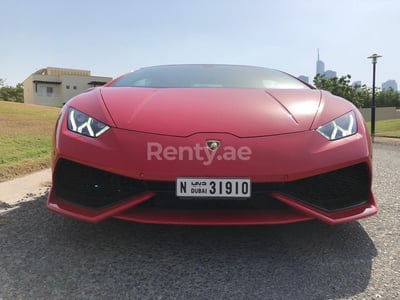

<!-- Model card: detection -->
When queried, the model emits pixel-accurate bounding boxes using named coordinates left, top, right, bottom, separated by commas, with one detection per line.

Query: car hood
left=100, top=88, right=321, bottom=137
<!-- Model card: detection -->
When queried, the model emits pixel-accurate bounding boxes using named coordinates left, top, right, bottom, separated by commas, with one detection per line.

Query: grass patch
left=0, top=101, right=59, bottom=182
left=366, top=119, right=400, bottom=138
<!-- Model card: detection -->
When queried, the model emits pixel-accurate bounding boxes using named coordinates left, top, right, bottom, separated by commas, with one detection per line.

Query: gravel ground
left=0, top=142, right=398, bottom=300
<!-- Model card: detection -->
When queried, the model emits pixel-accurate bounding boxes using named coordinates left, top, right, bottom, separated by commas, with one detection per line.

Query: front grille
left=54, top=159, right=371, bottom=212
left=54, top=159, right=146, bottom=209
left=282, top=163, right=370, bottom=211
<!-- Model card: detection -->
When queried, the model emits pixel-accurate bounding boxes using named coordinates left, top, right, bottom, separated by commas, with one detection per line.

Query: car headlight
left=67, top=108, right=110, bottom=137
left=316, top=111, right=357, bottom=141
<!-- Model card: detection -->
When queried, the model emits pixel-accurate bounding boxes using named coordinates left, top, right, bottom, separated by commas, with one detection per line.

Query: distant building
left=316, top=49, right=325, bottom=75
left=382, top=79, right=398, bottom=91
left=298, top=75, right=309, bottom=83
left=315, top=49, right=338, bottom=80
left=324, top=70, right=337, bottom=79
left=23, top=67, right=112, bottom=107
left=352, top=81, right=362, bottom=91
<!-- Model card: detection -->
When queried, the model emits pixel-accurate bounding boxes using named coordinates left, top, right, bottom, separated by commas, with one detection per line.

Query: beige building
left=23, top=67, right=112, bottom=107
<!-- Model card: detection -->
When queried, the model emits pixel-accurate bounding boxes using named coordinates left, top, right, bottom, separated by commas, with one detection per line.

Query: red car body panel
left=100, top=88, right=321, bottom=137
left=47, top=65, right=377, bottom=225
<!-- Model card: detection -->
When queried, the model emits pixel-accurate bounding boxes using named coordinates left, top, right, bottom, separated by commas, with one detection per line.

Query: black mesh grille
left=142, top=165, right=371, bottom=212
left=54, top=159, right=370, bottom=212
left=54, top=159, right=146, bottom=209
left=282, top=163, right=370, bottom=211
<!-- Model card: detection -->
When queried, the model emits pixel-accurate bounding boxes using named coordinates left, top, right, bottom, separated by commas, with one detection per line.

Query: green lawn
left=0, top=101, right=59, bottom=182
left=366, top=119, right=400, bottom=138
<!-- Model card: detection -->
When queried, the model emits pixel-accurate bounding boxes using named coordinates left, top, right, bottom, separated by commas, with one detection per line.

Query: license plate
left=176, top=178, right=251, bottom=198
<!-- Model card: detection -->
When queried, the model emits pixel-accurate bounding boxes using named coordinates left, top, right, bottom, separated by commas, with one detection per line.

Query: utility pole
left=367, top=53, right=382, bottom=142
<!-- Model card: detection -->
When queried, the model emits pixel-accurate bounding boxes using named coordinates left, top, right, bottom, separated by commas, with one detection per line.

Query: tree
left=375, top=87, right=400, bottom=107
left=0, top=79, right=24, bottom=103
left=313, top=74, right=371, bottom=108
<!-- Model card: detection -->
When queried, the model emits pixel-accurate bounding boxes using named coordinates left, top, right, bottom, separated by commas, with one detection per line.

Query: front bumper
left=47, top=124, right=377, bottom=225
left=48, top=158, right=376, bottom=225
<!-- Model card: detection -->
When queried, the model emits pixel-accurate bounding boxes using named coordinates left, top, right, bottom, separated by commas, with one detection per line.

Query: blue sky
left=1, top=0, right=398, bottom=87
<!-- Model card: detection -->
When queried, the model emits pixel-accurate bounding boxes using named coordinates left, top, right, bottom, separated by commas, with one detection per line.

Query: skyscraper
left=298, top=75, right=309, bottom=83
left=316, top=49, right=325, bottom=75
left=382, top=80, right=398, bottom=91
left=324, top=70, right=337, bottom=79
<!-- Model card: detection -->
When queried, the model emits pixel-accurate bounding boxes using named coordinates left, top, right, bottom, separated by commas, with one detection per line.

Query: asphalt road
left=0, top=142, right=399, bottom=299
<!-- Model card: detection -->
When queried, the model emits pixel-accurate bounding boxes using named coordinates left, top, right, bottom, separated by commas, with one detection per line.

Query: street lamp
left=367, top=53, right=382, bottom=141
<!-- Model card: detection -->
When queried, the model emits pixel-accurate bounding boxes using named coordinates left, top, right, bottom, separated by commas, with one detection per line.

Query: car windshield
left=110, top=65, right=311, bottom=89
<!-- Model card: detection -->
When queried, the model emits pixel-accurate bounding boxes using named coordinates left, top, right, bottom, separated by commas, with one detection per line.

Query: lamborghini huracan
left=47, top=64, right=377, bottom=225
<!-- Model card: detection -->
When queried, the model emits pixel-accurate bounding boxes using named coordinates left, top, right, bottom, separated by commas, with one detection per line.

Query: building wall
left=46, top=67, right=90, bottom=77
left=359, top=107, right=400, bottom=122
left=33, top=83, right=62, bottom=106
left=324, top=70, right=337, bottom=79
left=316, top=60, right=325, bottom=75
left=23, top=75, right=35, bottom=105
left=23, top=67, right=112, bottom=107
left=382, top=80, right=398, bottom=91
left=61, top=75, right=93, bottom=104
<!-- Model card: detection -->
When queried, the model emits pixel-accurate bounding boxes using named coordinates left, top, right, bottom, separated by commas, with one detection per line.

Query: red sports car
left=47, top=64, right=377, bottom=225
